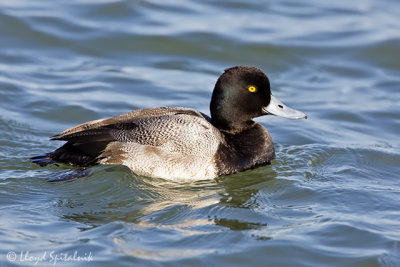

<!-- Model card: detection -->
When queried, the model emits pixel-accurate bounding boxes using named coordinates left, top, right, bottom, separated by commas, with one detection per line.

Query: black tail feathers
left=31, top=154, right=55, bottom=167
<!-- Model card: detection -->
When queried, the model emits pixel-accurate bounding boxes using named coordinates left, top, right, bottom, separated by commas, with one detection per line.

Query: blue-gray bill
left=263, top=95, right=307, bottom=119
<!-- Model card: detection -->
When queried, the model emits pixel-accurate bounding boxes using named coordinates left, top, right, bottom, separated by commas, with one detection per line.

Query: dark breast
left=213, top=123, right=275, bottom=176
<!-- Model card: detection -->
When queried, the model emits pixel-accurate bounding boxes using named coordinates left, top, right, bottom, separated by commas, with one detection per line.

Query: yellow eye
left=248, top=86, right=257, bottom=93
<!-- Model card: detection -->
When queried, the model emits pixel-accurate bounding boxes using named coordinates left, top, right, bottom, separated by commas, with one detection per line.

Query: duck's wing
left=51, top=107, right=203, bottom=141
left=45, top=107, right=217, bottom=166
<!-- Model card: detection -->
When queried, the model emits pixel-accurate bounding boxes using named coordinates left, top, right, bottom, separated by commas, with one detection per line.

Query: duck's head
left=210, top=66, right=306, bottom=131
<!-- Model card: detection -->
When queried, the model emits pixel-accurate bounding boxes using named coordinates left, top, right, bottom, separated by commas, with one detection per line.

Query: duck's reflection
left=53, top=164, right=276, bottom=232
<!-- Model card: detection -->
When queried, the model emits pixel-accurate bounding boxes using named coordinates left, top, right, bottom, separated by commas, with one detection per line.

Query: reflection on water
left=54, top=165, right=276, bottom=230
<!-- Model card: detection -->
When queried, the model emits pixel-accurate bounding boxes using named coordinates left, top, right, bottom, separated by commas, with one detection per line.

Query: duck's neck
left=211, top=117, right=255, bottom=134
left=213, top=122, right=275, bottom=176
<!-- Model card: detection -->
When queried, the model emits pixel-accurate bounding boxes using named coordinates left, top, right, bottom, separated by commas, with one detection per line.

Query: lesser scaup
left=32, top=66, right=306, bottom=180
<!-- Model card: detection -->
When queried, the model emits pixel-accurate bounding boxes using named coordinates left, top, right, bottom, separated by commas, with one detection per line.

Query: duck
left=31, top=66, right=306, bottom=180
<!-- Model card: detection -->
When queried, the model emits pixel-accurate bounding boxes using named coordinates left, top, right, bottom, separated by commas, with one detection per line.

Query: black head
left=210, top=66, right=271, bottom=131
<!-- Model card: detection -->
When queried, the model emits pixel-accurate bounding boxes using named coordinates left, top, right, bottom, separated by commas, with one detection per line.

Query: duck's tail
left=31, top=153, right=93, bottom=182
left=31, top=153, right=55, bottom=166
left=31, top=141, right=100, bottom=167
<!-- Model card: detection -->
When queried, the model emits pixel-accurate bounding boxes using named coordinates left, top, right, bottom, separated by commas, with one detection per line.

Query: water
left=1, top=0, right=399, bottom=266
